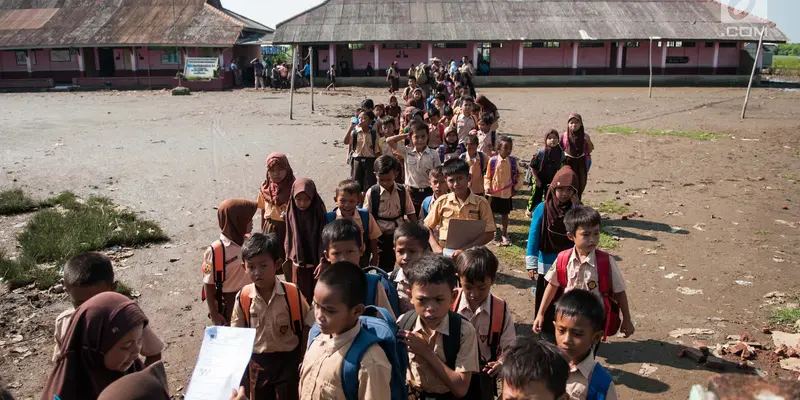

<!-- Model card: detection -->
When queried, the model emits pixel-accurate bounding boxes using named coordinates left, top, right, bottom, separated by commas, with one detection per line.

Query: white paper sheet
left=185, top=326, right=256, bottom=400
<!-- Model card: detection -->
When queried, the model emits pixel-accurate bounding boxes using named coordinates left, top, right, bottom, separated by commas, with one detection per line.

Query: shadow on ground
left=497, top=272, right=533, bottom=290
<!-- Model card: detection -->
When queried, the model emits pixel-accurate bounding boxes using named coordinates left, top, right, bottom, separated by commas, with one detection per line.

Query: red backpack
left=555, top=249, right=621, bottom=341
left=451, top=289, right=507, bottom=362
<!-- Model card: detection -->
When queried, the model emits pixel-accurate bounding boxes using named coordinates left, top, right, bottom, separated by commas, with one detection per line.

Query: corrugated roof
left=273, top=0, right=789, bottom=44
left=0, top=0, right=262, bottom=49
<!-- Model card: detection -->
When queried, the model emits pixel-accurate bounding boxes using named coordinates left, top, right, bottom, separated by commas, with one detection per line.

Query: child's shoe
left=500, top=236, right=512, bottom=246
left=525, top=210, right=532, bottom=219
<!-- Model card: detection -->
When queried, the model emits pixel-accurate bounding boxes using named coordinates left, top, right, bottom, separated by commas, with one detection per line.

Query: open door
left=84, top=48, right=98, bottom=77
left=97, top=48, right=115, bottom=77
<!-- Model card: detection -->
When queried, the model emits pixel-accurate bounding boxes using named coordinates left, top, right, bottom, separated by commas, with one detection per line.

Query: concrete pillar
left=130, top=47, right=137, bottom=72
left=218, top=49, right=225, bottom=71
left=472, top=43, right=478, bottom=66
left=78, top=48, right=85, bottom=73
left=329, top=44, right=335, bottom=70
left=374, top=43, right=379, bottom=71
left=94, top=47, right=100, bottom=71
left=26, top=49, right=32, bottom=74
left=661, top=41, right=668, bottom=74
left=712, top=41, right=720, bottom=74
left=572, top=42, right=579, bottom=72
left=427, top=43, right=433, bottom=62
left=616, top=41, right=624, bottom=71
left=517, top=42, right=523, bottom=71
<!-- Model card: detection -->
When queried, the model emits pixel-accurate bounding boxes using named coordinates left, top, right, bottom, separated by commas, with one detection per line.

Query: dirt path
left=1, top=86, right=799, bottom=398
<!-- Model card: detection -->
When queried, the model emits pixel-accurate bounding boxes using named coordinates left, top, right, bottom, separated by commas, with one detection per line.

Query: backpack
left=363, top=266, right=402, bottom=317
left=451, top=289, right=507, bottom=362
left=487, top=156, right=518, bottom=195
left=421, top=195, right=434, bottom=218
left=351, top=128, right=378, bottom=157
left=587, top=362, right=613, bottom=400
left=308, top=306, right=408, bottom=400
left=398, top=310, right=463, bottom=370
left=555, top=249, right=621, bottom=340
left=238, top=282, right=304, bottom=340
left=325, top=207, right=371, bottom=250
left=368, top=184, right=407, bottom=222
left=200, top=240, right=226, bottom=315
left=459, top=152, right=486, bottom=177
left=415, top=67, right=428, bottom=84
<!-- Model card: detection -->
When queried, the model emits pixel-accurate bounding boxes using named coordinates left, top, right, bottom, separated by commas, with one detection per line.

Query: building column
left=218, top=48, right=225, bottom=71
left=94, top=47, right=100, bottom=71
left=661, top=41, right=668, bottom=74
left=712, top=41, right=720, bottom=75
left=26, top=49, right=32, bottom=75
left=374, top=43, right=379, bottom=72
left=130, top=47, right=137, bottom=72
left=329, top=44, right=335, bottom=71
left=472, top=43, right=478, bottom=66
left=572, top=42, right=579, bottom=73
left=427, top=43, right=433, bottom=62
left=616, top=41, right=624, bottom=74
left=517, top=42, right=524, bottom=72
left=78, top=48, right=85, bottom=76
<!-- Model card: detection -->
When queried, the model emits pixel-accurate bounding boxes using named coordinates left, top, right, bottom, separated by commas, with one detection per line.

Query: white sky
left=222, top=0, right=797, bottom=43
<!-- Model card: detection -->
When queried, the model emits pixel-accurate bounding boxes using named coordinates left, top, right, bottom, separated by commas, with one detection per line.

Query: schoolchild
left=285, top=178, right=327, bottom=303
left=484, top=136, right=523, bottom=247
left=387, top=120, right=442, bottom=214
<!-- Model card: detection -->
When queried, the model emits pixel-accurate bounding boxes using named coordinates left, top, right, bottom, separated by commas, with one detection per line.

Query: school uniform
left=427, top=122, right=444, bottom=149
left=454, top=293, right=516, bottom=400
left=476, top=131, right=494, bottom=157
left=363, top=183, right=416, bottom=272
left=351, top=126, right=380, bottom=193
left=394, top=144, right=441, bottom=213
left=484, top=155, right=524, bottom=216
left=461, top=151, right=488, bottom=196
left=566, top=352, right=618, bottom=400
left=256, top=192, right=289, bottom=266
left=299, top=323, right=392, bottom=400
left=543, top=248, right=627, bottom=305
left=333, top=208, right=382, bottom=267
left=423, top=192, right=495, bottom=249
left=53, top=307, right=164, bottom=362
left=391, top=267, right=412, bottom=314
left=202, top=234, right=252, bottom=323
left=404, top=312, right=480, bottom=397
left=231, top=283, right=312, bottom=400
left=452, top=113, right=477, bottom=144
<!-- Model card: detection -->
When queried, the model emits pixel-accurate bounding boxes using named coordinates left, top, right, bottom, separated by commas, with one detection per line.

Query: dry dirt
left=1, top=85, right=799, bottom=399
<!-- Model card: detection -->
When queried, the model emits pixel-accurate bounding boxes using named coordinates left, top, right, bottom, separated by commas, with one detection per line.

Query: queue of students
left=36, top=92, right=635, bottom=400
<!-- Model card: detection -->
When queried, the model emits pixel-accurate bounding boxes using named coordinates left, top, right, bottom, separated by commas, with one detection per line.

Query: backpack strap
left=487, top=295, right=507, bottom=362
left=443, top=311, right=462, bottom=370
left=438, top=146, right=445, bottom=162
left=450, top=288, right=462, bottom=312
left=478, top=152, right=486, bottom=176
left=510, top=156, right=518, bottom=188
left=397, top=184, right=407, bottom=219
left=210, top=240, right=226, bottom=314
left=239, top=285, right=253, bottom=327
left=556, top=249, right=571, bottom=288
left=281, top=281, right=304, bottom=338
left=488, top=157, right=497, bottom=180
left=587, top=362, right=613, bottom=400
left=357, top=208, right=371, bottom=245
left=370, top=184, right=406, bottom=222
left=595, top=250, right=613, bottom=341
left=325, top=209, right=337, bottom=224
left=365, top=273, right=381, bottom=307
left=422, top=196, right=433, bottom=217
left=458, top=143, right=466, bottom=154
left=491, top=130, right=496, bottom=147
left=369, top=185, right=381, bottom=221
left=399, top=309, right=419, bottom=332
left=341, top=327, right=380, bottom=400
left=351, top=129, right=358, bottom=153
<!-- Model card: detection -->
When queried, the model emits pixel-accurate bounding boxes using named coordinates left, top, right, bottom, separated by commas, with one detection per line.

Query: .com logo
left=719, top=0, right=769, bottom=24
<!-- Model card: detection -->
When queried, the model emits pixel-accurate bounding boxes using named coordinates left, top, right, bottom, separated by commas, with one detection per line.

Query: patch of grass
left=773, top=56, right=800, bottom=73
left=587, top=199, right=628, bottom=215
left=115, top=281, right=135, bottom=299
left=0, top=189, right=39, bottom=215
left=19, top=196, right=168, bottom=264
left=757, top=230, right=771, bottom=235
left=0, top=255, right=59, bottom=289
left=599, top=230, right=618, bottom=250
left=771, top=301, right=800, bottom=324
left=782, top=173, right=797, bottom=181
left=40, top=191, right=77, bottom=208
left=597, top=126, right=727, bottom=141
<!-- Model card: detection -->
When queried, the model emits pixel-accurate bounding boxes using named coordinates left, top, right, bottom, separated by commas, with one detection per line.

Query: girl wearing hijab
left=284, top=178, right=327, bottom=303
left=405, top=87, right=426, bottom=110
left=98, top=361, right=169, bottom=400
left=202, top=198, right=258, bottom=326
left=526, top=129, right=564, bottom=217
left=41, top=292, right=149, bottom=400
left=258, top=153, right=295, bottom=279
left=437, top=126, right=462, bottom=163
left=475, top=94, right=500, bottom=133
left=561, top=113, right=594, bottom=199
left=524, top=166, right=579, bottom=340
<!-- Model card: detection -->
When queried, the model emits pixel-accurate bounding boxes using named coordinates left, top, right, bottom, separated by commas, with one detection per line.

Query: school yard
left=1, top=85, right=799, bottom=398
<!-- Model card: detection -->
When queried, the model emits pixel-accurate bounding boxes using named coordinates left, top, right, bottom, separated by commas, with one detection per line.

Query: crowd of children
left=36, top=88, right=637, bottom=400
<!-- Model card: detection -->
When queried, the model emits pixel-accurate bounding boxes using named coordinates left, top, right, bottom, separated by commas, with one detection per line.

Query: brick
left=762, top=327, right=772, bottom=334
left=740, top=331, right=751, bottom=342
left=708, top=374, right=800, bottom=398
left=704, top=355, right=726, bottom=371
left=682, top=347, right=708, bottom=363
left=740, top=347, right=754, bottom=360
left=693, top=340, right=709, bottom=355
left=775, top=344, right=788, bottom=357
left=731, top=342, right=748, bottom=356
left=787, top=347, right=799, bottom=358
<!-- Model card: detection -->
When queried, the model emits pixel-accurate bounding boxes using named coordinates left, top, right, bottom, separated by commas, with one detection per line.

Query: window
left=579, top=42, right=604, bottom=48
left=523, top=41, right=560, bottom=48
left=658, top=41, right=697, bottom=48
left=161, top=51, right=182, bottom=64
left=15, top=50, right=35, bottom=65
left=477, top=43, right=503, bottom=49
left=434, top=43, right=468, bottom=49
left=719, top=42, right=738, bottom=48
left=199, top=48, right=216, bottom=57
left=382, top=43, right=420, bottom=49
left=347, top=43, right=365, bottom=50
left=706, top=42, right=715, bottom=47
left=625, top=42, right=640, bottom=48
left=682, top=42, right=696, bottom=48
left=51, top=49, right=71, bottom=62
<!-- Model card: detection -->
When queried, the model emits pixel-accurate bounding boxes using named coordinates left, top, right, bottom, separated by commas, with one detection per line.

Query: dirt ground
left=1, top=85, right=799, bottom=399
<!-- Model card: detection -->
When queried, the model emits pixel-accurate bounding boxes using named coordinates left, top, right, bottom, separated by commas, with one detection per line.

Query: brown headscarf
left=284, top=178, right=327, bottom=266
left=564, top=113, right=586, bottom=157
left=539, top=129, right=564, bottom=181
left=540, top=166, right=579, bottom=254
left=41, top=292, right=148, bottom=400
left=218, top=198, right=258, bottom=246
left=260, top=153, right=295, bottom=207
left=475, top=94, right=498, bottom=115
left=98, top=361, right=169, bottom=400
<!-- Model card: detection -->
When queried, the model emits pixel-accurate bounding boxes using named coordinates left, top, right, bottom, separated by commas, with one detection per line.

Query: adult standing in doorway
left=251, top=57, right=266, bottom=89
left=387, top=61, right=400, bottom=94
left=459, top=56, right=476, bottom=98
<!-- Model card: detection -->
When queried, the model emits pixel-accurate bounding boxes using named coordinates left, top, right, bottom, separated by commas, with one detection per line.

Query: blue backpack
left=363, top=266, right=401, bottom=317
left=325, top=207, right=371, bottom=249
left=307, top=306, right=408, bottom=400
left=587, top=362, right=613, bottom=400
left=421, top=195, right=434, bottom=218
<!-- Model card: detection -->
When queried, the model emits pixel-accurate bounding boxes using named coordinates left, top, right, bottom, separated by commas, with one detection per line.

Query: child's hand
left=527, top=270, right=537, bottom=280
left=483, top=361, right=503, bottom=377
left=398, top=329, right=434, bottom=360
left=532, top=315, right=543, bottom=333
left=229, top=386, right=247, bottom=400
left=370, top=254, right=380, bottom=268
left=621, top=319, right=635, bottom=337
left=210, top=312, right=227, bottom=326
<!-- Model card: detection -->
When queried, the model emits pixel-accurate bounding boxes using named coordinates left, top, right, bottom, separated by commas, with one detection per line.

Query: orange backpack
left=451, top=289, right=507, bottom=362
left=239, top=281, right=304, bottom=339
left=200, top=240, right=227, bottom=314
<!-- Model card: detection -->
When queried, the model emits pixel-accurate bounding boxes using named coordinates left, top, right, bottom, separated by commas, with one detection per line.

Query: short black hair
left=322, top=218, right=363, bottom=250
left=455, top=246, right=498, bottom=282
left=497, top=135, right=513, bottom=147
left=441, top=158, right=470, bottom=178
left=241, top=232, right=282, bottom=262
left=501, top=337, right=569, bottom=398
left=429, top=165, right=444, bottom=180
left=409, top=119, right=428, bottom=134
left=405, top=254, right=458, bottom=289
left=564, top=205, right=602, bottom=235
left=462, top=95, right=474, bottom=103
left=374, top=155, right=399, bottom=175
left=480, top=112, right=494, bottom=125
left=427, top=106, right=440, bottom=118
left=359, top=110, right=375, bottom=122
left=555, top=289, right=605, bottom=333
left=318, top=261, right=367, bottom=308
left=335, top=179, right=361, bottom=197
left=380, top=116, right=396, bottom=127
left=361, top=99, right=374, bottom=110
left=63, top=252, right=114, bottom=288
left=464, top=134, right=478, bottom=145
left=393, top=222, right=431, bottom=249
left=408, top=75, right=417, bottom=81
left=434, top=92, right=446, bottom=101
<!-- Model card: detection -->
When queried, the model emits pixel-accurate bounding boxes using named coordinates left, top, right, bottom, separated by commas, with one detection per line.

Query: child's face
left=268, top=167, right=287, bottom=184
left=325, top=240, right=362, bottom=265
left=568, top=119, right=582, bottom=132
left=462, top=102, right=473, bottom=115
left=243, top=253, right=279, bottom=292
left=381, top=122, right=395, bottom=137
left=466, top=142, right=478, bottom=155
left=408, top=282, right=455, bottom=329
left=567, top=224, right=601, bottom=255
left=358, top=112, right=372, bottom=131
left=394, top=237, right=426, bottom=270
left=294, top=192, right=312, bottom=211
left=555, top=312, right=602, bottom=364
left=413, top=91, right=423, bottom=100
left=104, top=323, right=144, bottom=372
left=411, top=130, right=428, bottom=149
left=65, top=283, right=113, bottom=308
left=503, top=380, right=558, bottom=400
left=445, top=131, right=458, bottom=144
left=446, top=173, right=470, bottom=197
left=546, top=134, right=559, bottom=148
left=429, top=115, right=440, bottom=125
left=376, top=107, right=385, bottom=117
left=479, top=121, right=490, bottom=133
left=498, top=142, right=513, bottom=158
left=335, top=191, right=360, bottom=214
left=313, top=282, right=363, bottom=335
left=377, top=172, right=397, bottom=191
left=434, top=99, right=444, bottom=109
left=390, top=98, right=398, bottom=106
left=553, top=187, right=574, bottom=204
left=408, top=79, right=416, bottom=87
left=430, top=174, right=446, bottom=196
left=459, top=276, right=494, bottom=308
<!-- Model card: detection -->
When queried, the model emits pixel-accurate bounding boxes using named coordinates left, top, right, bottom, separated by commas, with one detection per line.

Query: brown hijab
left=475, top=94, right=498, bottom=115
left=41, top=292, right=148, bottom=400
left=218, top=199, right=258, bottom=246
left=260, top=153, right=295, bottom=207
left=564, top=113, right=586, bottom=157
left=98, top=361, right=169, bottom=400
left=285, top=178, right=327, bottom=266
left=540, top=166, right=579, bottom=254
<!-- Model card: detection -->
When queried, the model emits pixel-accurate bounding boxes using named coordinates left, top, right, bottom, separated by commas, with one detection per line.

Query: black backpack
left=368, top=184, right=407, bottom=222
left=398, top=310, right=463, bottom=370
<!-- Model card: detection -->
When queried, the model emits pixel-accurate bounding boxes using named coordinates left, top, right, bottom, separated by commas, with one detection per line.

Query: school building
left=273, top=0, right=789, bottom=86
left=0, top=0, right=271, bottom=90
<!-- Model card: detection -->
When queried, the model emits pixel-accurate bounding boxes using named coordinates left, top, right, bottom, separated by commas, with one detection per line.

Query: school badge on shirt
left=588, top=281, right=598, bottom=290
left=280, top=325, right=289, bottom=335
left=480, top=335, right=488, bottom=343
left=202, top=262, right=212, bottom=274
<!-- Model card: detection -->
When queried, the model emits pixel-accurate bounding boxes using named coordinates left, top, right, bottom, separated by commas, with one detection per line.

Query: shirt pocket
left=442, top=208, right=455, bottom=219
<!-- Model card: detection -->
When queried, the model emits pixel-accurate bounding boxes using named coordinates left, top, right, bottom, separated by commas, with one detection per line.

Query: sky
left=222, top=0, right=797, bottom=43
